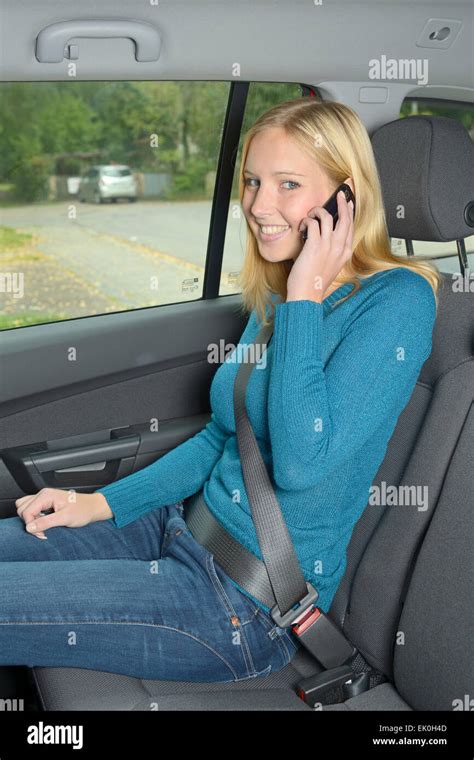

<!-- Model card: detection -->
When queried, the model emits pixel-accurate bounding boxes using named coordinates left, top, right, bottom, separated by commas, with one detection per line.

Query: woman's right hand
left=15, top=488, right=113, bottom=539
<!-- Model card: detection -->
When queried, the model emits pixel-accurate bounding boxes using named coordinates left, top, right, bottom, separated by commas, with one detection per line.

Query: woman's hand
left=15, top=488, right=113, bottom=539
left=287, top=190, right=355, bottom=302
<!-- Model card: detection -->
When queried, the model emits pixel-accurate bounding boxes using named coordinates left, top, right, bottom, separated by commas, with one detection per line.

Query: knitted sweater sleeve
left=267, top=272, right=436, bottom=491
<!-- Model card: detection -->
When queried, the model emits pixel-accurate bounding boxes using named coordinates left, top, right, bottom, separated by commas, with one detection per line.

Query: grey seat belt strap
left=184, top=488, right=280, bottom=608
left=233, top=321, right=317, bottom=622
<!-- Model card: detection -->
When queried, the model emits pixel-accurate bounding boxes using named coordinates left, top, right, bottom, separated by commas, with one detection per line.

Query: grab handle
left=36, top=18, right=162, bottom=62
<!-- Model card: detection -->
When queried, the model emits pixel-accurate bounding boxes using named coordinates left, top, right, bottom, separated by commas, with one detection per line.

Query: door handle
left=1, top=430, right=140, bottom=493
left=36, top=18, right=162, bottom=63
left=31, top=437, right=139, bottom=473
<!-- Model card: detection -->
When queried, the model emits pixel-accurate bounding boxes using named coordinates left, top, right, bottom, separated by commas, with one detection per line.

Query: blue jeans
left=0, top=500, right=298, bottom=683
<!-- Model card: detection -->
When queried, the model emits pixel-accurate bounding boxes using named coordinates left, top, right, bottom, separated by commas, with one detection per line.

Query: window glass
left=219, top=82, right=304, bottom=295
left=101, top=168, right=132, bottom=177
left=0, top=81, right=230, bottom=330
left=390, top=239, right=474, bottom=275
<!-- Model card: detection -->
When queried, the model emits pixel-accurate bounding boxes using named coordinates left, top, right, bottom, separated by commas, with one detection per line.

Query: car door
left=0, top=80, right=304, bottom=517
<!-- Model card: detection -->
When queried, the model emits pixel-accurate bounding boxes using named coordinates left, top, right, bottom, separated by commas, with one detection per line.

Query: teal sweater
left=96, top=268, right=436, bottom=615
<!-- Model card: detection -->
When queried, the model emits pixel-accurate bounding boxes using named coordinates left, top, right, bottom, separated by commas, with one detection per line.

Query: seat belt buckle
left=292, top=607, right=357, bottom=670
left=270, top=582, right=356, bottom=669
left=296, top=665, right=355, bottom=708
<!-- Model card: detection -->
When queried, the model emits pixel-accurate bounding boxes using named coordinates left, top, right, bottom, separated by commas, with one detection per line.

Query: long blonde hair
left=236, top=97, right=442, bottom=326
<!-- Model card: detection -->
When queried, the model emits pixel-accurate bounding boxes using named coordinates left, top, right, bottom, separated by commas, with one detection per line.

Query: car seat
left=32, top=115, right=474, bottom=711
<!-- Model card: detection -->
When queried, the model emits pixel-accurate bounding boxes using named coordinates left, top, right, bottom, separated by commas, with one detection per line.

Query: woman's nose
left=250, top=187, right=276, bottom=217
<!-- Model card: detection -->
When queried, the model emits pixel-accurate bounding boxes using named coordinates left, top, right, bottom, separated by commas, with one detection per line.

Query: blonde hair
left=236, top=97, right=442, bottom=326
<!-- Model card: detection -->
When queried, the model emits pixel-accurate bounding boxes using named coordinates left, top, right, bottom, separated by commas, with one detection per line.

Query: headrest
left=371, top=116, right=474, bottom=242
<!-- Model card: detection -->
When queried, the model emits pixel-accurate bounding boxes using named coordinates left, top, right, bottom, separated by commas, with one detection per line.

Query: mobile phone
left=301, top=183, right=355, bottom=241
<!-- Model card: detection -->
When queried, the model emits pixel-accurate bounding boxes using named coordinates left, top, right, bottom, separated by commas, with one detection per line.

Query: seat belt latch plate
left=270, top=582, right=319, bottom=628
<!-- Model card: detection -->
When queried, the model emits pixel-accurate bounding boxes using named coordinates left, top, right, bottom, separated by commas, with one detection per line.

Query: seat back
left=328, top=115, right=474, bottom=709
left=342, top=279, right=472, bottom=675
left=394, top=393, right=473, bottom=710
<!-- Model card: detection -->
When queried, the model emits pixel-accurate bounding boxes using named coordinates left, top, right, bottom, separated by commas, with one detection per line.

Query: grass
left=0, top=225, right=45, bottom=264
left=0, top=225, right=62, bottom=329
left=0, top=225, right=34, bottom=248
left=0, top=312, right=66, bottom=330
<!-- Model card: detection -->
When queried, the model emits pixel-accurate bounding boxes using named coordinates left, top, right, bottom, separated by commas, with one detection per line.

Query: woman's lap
left=0, top=501, right=298, bottom=683
left=0, top=502, right=170, bottom=563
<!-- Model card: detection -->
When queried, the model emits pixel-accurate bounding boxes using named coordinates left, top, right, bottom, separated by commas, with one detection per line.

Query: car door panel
left=0, top=295, right=246, bottom=517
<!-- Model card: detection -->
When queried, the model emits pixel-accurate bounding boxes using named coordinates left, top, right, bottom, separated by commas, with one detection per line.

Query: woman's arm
left=267, top=271, right=436, bottom=491
left=95, top=308, right=259, bottom=528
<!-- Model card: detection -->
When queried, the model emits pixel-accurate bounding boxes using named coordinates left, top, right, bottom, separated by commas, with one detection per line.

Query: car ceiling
left=0, top=0, right=472, bottom=131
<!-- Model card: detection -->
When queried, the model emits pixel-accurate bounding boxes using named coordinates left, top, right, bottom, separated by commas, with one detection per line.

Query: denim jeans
left=0, top=500, right=298, bottom=683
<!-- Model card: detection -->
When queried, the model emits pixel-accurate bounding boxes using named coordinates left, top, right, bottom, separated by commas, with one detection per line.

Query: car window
left=0, top=81, right=230, bottom=329
left=392, top=98, right=474, bottom=274
left=219, top=82, right=305, bottom=296
left=101, top=168, right=132, bottom=177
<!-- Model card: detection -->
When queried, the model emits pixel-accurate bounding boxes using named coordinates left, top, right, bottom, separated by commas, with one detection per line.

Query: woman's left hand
left=286, top=190, right=355, bottom=302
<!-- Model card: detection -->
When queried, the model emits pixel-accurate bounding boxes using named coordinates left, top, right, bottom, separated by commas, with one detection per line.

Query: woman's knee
left=0, top=515, right=49, bottom=561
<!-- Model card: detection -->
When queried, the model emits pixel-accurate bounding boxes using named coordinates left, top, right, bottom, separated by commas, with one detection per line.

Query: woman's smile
left=257, top=224, right=292, bottom=242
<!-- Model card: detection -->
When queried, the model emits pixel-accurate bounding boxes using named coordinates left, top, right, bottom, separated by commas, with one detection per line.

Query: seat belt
left=233, top=319, right=356, bottom=670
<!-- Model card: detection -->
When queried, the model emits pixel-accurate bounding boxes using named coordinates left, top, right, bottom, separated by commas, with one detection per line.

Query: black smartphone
left=301, top=183, right=355, bottom=241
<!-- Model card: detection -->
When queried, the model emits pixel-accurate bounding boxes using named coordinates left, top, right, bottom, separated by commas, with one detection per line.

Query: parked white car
left=78, top=164, right=137, bottom=203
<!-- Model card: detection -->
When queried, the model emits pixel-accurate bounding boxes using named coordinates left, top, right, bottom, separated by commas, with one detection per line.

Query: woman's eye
left=243, top=178, right=300, bottom=190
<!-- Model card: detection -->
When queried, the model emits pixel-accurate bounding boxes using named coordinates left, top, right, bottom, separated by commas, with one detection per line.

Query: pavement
left=0, top=199, right=245, bottom=325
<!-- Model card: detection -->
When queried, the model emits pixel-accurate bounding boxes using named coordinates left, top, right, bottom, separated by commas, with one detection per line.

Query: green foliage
left=400, top=99, right=474, bottom=134
left=0, top=81, right=471, bottom=204
left=164, top=156, right=212, bottom=199
left=9, top=135, right=52, bottom=202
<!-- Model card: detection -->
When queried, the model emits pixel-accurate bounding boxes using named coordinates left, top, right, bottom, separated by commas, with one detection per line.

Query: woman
left=0, top=98, right=441, bottom=685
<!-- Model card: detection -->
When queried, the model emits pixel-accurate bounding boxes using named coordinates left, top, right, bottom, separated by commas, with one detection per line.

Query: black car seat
left=32, top=115, right=474, bottom=711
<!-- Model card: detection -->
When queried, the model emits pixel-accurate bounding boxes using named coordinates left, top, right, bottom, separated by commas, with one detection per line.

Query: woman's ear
left=343, top=177, right=355, bottom=197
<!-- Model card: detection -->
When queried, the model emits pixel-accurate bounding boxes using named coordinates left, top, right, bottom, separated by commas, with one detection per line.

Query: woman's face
left=242, top=127, right=338, bottom=264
